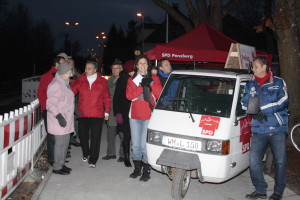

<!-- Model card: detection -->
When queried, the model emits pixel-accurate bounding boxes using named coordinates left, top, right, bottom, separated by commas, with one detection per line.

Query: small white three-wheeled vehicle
left=146, top=69, right=253, bottom=199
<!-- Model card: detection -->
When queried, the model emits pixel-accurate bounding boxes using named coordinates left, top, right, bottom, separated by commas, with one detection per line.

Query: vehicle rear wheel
left=171, top=168, right=191, bottom=200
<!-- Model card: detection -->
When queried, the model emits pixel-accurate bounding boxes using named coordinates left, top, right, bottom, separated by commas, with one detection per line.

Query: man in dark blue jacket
left=242, top=56, right=288, bottom=200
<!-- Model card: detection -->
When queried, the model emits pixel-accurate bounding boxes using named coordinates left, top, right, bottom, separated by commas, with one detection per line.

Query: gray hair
left=86, top=61, right=98, bottom=71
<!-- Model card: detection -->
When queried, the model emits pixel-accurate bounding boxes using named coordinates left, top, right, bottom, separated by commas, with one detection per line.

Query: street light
left=137, top=12, right=144, bottom=54
left=65, top=21, right=79, bottom=56
left=96, top=33, right=107, bottom=68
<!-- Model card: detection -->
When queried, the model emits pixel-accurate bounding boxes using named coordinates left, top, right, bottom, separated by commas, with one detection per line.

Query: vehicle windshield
left=156, top=74, right=236, bottom=118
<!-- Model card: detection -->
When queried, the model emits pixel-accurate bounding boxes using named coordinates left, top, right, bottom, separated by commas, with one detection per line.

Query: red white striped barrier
left=0, top=99, right=46, bottom=200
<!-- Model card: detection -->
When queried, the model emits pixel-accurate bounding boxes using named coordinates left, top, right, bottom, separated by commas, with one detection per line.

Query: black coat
left=113, top=70, right=131, bottom=133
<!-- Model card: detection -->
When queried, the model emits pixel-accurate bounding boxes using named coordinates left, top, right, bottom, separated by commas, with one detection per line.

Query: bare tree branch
left=185, top=0, right=200, bottom=26
left=151, top=0, right=193, bottom=32
left=222, top=0, right=238, bottom=17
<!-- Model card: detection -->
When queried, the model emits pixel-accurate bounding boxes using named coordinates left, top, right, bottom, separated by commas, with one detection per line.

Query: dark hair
left=253, top=56, right=269, bottom=72
left=52, top=56, right=64, bottom=66
left=133, top=55, right=152, bottom=78
left=158, top=58, right=170, bottom=68
left=86, top=60, right=98, bottom=71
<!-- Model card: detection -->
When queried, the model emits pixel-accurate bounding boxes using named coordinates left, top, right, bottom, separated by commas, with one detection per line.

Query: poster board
left=225, top=43, right=256, bottom=70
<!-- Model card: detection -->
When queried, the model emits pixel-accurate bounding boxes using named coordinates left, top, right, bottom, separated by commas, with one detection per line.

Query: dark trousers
left=117, top=119, right=131, bottom=155
left=43, top=110, right=55, bottom=163
left=78, top=117, right=104, bottom=165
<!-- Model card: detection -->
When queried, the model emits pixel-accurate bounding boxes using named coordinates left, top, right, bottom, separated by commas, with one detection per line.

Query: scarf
left=255, top=71, right=271, bottom=87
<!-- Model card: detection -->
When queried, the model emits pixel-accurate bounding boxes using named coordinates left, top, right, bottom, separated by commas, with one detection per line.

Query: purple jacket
left=46, top=73, right=74, bottom=135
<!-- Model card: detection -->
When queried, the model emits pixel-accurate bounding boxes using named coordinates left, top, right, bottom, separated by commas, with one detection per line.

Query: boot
left=139, top=163, right=151, bottom=182
left=123, top=142, right=132, bottom=167
left=130, top=160, right=142, bottom=178
left=124, top=154, right=132, bottom=167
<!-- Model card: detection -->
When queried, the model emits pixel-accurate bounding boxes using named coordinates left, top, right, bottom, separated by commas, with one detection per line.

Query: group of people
left=37, top=53, right=288, bottom=199
left=37, top=53, right=173, bottom=182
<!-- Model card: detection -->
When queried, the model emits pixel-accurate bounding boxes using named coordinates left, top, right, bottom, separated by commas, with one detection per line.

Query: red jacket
left=126, top=74, right=162, bottom=120
left=37, top=66, right=57, bottom=112
left=71, top=72, right=111, bottom=118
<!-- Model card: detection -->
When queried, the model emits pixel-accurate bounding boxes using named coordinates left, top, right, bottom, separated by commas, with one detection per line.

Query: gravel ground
left=7, top=146, right=300, bottom=199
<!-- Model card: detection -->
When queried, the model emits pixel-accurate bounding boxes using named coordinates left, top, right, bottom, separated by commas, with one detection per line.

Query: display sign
left=239, top=44, right=256, bottom=70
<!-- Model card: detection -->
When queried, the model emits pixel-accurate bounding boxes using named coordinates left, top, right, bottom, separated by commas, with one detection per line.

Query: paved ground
left=37, top=125, right=299, bottom=200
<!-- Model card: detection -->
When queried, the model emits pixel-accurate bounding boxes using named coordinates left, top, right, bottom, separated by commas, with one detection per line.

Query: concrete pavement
left=36, top=124, right=298, bottom=200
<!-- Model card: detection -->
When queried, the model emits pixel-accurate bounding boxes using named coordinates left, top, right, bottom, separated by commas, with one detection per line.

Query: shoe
left=245, top=191, right=267, bottom=199
left=70, top=142, right=81, bottom=147
left=269, top=193, right=282, bottom=200
left=82, top=156, right=88, bottom=162
left=124, top=154, right=132, bottom=167
left=117, top=157, right=125, bottom=162
left=52, top=169, right=70, bottom=175
left=66, top=154, right=71, bottom=158
left=89, top=163, right=96, bottom=168
left=49, top=161, right=54, bottom=166
left=102, top=155, right=116, bottom=160
left=62, top=165, right=72, bottom=172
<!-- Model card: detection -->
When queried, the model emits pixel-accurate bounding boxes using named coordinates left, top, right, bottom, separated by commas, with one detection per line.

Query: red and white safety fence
left=0, top=99, right=46, bottom=200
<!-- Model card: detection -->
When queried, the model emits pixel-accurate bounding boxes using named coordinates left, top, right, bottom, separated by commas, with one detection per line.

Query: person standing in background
left=102, top=59, right=124, bottom=162
left=157, top=58, right=173, bottom=87
left=114, top=60, right=135, bottom=167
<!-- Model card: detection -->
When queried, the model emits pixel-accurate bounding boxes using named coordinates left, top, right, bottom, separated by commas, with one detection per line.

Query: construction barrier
left=22, top=76, right=41, bottom=103
left=0, top=99, right=46, bottom=200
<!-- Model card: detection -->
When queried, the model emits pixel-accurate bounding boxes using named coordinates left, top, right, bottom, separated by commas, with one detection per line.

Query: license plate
left=162, top=136, right=201, bottom=151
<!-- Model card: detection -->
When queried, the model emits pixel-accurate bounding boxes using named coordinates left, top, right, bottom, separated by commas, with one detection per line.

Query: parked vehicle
left=146, top=69, right=252, bottom=199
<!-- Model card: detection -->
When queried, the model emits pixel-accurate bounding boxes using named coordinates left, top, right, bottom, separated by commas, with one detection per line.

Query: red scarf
left=255, top=71, right=271, bottom=87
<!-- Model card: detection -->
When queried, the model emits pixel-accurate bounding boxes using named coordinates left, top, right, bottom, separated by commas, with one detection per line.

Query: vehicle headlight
left=206, top=140, right=222, bottom=152
left=147, top=130, right=163, bottom=144
left=206, top=140, right=230, bottom=155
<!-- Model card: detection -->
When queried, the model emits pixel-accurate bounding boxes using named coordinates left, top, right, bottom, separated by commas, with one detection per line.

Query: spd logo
left=199, top=116, right=220, bottom=136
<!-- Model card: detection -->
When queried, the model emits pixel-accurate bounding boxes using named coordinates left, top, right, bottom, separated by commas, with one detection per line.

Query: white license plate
left=162, top=136, right=201, bottom=151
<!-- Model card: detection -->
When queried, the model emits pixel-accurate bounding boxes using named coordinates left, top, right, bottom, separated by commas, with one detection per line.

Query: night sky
left=9, top=0, right=188, bottom=55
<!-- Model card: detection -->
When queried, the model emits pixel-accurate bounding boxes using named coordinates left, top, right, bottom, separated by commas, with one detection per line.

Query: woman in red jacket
left=71, top=61, right=111, bottom=168
left=126, top=55, right=162, bottom=182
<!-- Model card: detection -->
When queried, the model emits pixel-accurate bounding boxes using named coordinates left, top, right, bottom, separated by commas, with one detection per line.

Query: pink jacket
left=46, top=73, right=74, bottom=135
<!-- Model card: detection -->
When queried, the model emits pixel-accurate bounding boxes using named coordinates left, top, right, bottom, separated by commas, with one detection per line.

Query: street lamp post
left=65, top=21, right=79, bottom=57
left=96, top=33, right=107, bottom=70
left=137, top=12, right=144, bottom=54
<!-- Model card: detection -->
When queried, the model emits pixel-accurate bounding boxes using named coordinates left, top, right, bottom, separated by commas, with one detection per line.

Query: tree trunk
left=196, top=0, right=209, bottom=23
left=295, top=0, right=300, bottom=49
left=274, top=0, right=300, bottom=138
left=209, top=0, right=223, bottom=31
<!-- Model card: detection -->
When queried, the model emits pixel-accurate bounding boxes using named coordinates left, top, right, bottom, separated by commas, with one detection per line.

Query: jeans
left=107, top=126, right=124, bottom=157
left=249, top=133, right=286, bottom=196
left=129, top=118, right=149, bottom=163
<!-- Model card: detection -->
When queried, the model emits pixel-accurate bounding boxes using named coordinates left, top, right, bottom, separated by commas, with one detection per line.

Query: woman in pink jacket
left=46, top=63, right=74, bottom=175
left=126, top=55, right=162, bottom=182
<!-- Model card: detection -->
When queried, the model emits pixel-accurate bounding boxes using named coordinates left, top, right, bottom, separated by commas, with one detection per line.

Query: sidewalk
left=36, top=125, right=299, bottom=200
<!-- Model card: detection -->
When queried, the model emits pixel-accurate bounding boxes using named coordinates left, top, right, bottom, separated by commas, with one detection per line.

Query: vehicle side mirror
left=246, top=97, right=260, bottom=115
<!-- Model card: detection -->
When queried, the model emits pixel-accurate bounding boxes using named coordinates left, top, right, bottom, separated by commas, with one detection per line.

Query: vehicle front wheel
left=171, top=168, right=191, bottom=200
